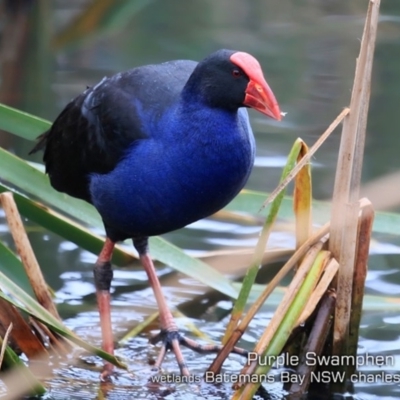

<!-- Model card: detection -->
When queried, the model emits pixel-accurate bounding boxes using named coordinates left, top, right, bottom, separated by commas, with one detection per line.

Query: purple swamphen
left=30, top=49, right=281, bottom=378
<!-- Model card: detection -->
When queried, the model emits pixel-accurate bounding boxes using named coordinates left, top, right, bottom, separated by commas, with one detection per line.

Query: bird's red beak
left=243, top=79, right=282, bottom=121
left=230, top=52, right=282, bottom=121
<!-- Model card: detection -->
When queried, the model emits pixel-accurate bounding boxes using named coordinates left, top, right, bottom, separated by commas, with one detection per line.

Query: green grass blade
left=0, top=103, right=50, bottom=140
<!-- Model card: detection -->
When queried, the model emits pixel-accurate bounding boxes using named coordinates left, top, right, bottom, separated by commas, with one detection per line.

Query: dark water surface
left=0, top=1, right=400, bottom=399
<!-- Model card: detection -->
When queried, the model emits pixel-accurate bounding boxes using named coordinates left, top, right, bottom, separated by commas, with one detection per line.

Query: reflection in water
left=0, top=1, right=400, bottom=399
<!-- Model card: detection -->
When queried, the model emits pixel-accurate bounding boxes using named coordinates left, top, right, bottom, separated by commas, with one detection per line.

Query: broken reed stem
left=207, top=222, right=330, bottom=374
left=287, top=292, right=336, bottom=398
left=348, top=199, right=374, bottom=375
left=0, top=192, right=60, bottom=320
left=333, top=201, right=360, bottom=356
left=260, top=107, right=350, bottom=211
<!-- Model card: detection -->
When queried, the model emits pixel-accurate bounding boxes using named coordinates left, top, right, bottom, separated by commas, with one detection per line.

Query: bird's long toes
left=149, top=330, right=190, bottom=375
left=153, top=339, right=168, bottom=370
left=170, top=337, right=190, bottom=376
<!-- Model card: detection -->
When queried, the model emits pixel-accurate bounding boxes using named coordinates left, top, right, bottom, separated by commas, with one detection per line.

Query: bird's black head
left=184, top=49, right=281, bottom=120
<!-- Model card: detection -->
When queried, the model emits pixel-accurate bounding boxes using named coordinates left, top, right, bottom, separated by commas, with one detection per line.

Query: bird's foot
left=149, top=329, right=248, bottom=376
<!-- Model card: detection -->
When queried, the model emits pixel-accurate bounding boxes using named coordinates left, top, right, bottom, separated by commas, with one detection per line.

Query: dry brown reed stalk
left=330, top=0, right=380, bottom=361
left=0, top=192, right=60, bottom=320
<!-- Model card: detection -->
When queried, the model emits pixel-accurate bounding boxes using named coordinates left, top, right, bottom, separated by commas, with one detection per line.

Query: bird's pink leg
left=134, top=238, right=247, bottom=376
left=139, top=251, right=191, bottom=375
left=140, top=252, right=178, bottom=331
left=93, top=237, right=115, bottom=380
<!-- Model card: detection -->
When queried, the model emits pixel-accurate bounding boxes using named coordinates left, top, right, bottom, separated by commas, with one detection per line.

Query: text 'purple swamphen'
left=30, top=49, right=281, bottom=378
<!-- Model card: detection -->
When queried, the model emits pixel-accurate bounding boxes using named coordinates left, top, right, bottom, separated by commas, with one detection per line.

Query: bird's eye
left=232, top=69, right=241, bottom=78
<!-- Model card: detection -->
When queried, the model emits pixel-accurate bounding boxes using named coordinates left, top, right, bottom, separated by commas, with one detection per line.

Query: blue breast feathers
left=89, top=104, right=255, bottom=238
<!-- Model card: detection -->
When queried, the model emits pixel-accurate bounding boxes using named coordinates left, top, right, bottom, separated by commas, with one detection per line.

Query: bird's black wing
left=30, top=61, right=197, bottom=203
left=30, top=80, right=142, bottom=202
